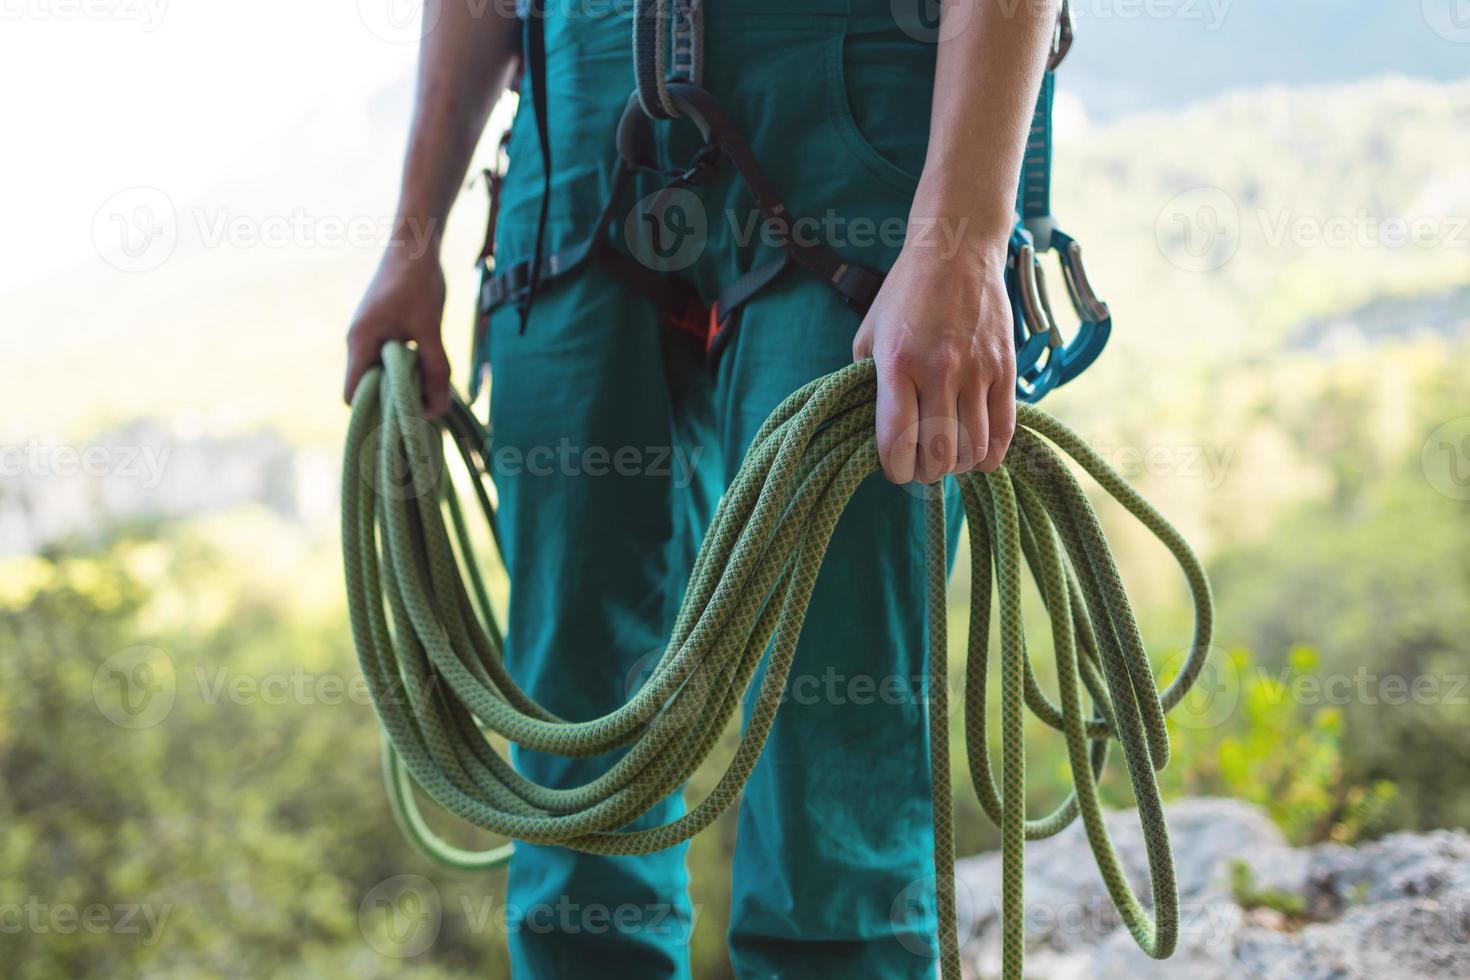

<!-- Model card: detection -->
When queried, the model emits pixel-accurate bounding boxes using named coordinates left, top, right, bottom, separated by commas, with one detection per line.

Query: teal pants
left=482, top=3, right=958, bottom=975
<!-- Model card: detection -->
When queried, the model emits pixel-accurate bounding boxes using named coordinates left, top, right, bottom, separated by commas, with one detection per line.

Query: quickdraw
left=471, top=0, right=1107, bottom=406
left=1011, top=1, right=1112, bottom=400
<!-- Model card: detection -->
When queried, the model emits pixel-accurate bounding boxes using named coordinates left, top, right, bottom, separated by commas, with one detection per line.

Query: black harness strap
left=477, top=77, right=887, bottom=363
left=520, top=0, right=553, bottom=333
left=704, top=254, right=790, bottom=365
left=714, top=255, right=790, bottom=327
left=664, top=82, right=885, bottom=314
left=475, top=1, right=1102, bottom=406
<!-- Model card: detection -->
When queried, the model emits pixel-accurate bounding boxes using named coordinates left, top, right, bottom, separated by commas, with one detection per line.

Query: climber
left=343, top=1, right=1064, bottom=976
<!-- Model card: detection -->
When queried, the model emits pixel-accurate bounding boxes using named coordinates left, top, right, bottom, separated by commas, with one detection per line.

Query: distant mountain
left=1063, top=1, right=1470, bottom=118
left=1285, top=284, right=1470, bottom=352
left=1043, top=75, right=1470, bottom=412
left=3, top=75, right=1467, bottom=445
left=0, top=423, right=333, bottom=556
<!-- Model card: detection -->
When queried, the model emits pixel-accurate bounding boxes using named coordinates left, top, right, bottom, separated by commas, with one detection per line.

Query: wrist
left=909, top=172, right=1014, bottom=261
left=385, top=213, right=444, bottom=263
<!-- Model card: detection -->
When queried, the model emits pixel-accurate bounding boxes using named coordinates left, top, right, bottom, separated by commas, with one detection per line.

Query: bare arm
left=854, top=0, right=1060, bottom=482
left=343, top=0, right=521, bottom=414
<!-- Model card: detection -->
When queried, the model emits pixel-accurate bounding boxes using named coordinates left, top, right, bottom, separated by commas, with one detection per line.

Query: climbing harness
left=345, top=345, right=1213, bottom=979
left=471, top=0, right=1106, bottom=406
left=348, top=4, right=1210, bottom=978
left=634, top=0, right=706, bottom=120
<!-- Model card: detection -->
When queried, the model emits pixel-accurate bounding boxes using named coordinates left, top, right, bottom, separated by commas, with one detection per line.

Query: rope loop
left=343, top=343, right=1213, bottom=978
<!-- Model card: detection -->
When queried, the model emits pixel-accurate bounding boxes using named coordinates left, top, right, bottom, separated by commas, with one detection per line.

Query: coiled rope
left=342, top=341, right=1213, bottom=978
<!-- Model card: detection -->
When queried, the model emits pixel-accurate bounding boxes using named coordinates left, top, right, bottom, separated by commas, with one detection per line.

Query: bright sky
left=5, top=0, right=1461, bottom=296
left=0, top=0, right=425, bottom=291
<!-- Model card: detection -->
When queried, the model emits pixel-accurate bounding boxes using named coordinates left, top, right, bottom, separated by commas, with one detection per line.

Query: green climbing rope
left=342, top=341, right=1213, bottom=979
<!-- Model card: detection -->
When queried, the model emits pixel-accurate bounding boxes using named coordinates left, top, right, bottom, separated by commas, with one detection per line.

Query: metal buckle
left=674, top=142, right=720, bottom=187
left=1048, top=0, right=1073, bottom=72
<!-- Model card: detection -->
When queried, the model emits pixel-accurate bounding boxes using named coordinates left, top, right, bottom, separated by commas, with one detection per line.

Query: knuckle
left=925, top=343, right=963, bottom=380
left=879, top=344, right=921, bottom=378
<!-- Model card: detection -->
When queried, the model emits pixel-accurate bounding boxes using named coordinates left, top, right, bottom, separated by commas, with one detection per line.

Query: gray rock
left=1295, top=829, right=1470, bottom=913
left=1259, top=895, right=1470, bottom=980
left=956, top=798, right=1470, bottom=980
left=955, top=798, right=1283, bottom=977
left=1087, top=893, right=1244, bottom=980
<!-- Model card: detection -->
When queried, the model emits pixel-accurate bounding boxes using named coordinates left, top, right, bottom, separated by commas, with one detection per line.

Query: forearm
left=912, top=0, right=1061, bottom=256
left=393, top=0, right=521, bottom=253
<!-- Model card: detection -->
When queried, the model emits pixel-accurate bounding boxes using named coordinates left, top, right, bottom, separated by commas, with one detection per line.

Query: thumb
left=852, top=317, right=874, bottom=361
left=415, top=339, right=452, bottom=418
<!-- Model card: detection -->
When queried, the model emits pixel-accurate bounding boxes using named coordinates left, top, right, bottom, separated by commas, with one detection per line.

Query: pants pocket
left=824, top=21, right=936, bottom=196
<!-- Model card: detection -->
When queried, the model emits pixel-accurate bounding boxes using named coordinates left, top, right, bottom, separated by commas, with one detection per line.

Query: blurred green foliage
left=1227, top=860, right=1308, bottom=921
left=1163, top=648, right=1398, bottom=845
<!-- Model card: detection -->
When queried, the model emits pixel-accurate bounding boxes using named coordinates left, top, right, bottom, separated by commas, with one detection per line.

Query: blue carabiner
left=1008, top=227, right=1064, bottom=403
left=1049, top=228, right=1112, bottom=385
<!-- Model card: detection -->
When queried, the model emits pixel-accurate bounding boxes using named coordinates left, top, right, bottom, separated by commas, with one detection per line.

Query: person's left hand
left=853, top=237, right=1017, bottom=485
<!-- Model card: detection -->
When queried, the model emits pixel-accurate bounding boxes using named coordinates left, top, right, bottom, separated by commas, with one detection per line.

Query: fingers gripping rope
left=342, top=342, right=1213, bottom=978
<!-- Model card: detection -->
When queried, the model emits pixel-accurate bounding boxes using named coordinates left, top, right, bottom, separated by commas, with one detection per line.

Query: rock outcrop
left=954, top=798, right=1470, bottom=979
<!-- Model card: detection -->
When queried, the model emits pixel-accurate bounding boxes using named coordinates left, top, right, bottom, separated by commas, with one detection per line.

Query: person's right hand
left=344, top=249, right=451, bottom=416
